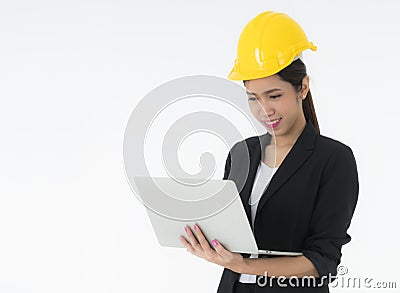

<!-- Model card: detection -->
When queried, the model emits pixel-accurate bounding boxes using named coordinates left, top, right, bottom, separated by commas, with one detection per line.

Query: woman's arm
left=238, top=255, right=319, bottom=278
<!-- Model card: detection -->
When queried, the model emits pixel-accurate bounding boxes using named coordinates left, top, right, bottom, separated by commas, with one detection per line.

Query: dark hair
left=244, top=58, right=320, bottom=134
left=277, top=58, right=320, bottom=134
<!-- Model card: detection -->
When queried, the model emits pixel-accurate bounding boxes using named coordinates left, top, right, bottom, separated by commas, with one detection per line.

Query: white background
left=1, top=0, right=399, bottom=292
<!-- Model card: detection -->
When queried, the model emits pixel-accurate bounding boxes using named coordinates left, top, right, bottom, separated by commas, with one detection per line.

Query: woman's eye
left=270, top=94, right=281, bottom=99
left=247, top=96, right=257, bottom=101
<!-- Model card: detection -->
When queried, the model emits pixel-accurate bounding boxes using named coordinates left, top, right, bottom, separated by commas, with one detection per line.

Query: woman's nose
left=257, top=99, right=273, bottom=116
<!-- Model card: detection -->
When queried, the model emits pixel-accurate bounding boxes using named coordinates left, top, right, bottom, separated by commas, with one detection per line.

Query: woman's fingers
left=193, top=224, right=211, bottom=248
left=181, top=224, right=218, bottom=260
left=193, top=224, right=217, bottom=257
left=210, top=239, right=229, bottom=258
left=212, top=239, right=244, bottom=272
left=179, top=235, right=195, bottom=254
left=183, top=225, right=203, bottom=251
left=180, top=224, right=244, bottom=271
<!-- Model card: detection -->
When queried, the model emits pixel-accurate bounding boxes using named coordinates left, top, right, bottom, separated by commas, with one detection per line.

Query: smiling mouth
left=264, top=118, right=282, bottom=125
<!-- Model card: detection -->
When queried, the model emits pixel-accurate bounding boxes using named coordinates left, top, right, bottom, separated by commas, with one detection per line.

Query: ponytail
left=302, top=90, right=320, bottom=134
left=277, top=58, right=320, bottom=134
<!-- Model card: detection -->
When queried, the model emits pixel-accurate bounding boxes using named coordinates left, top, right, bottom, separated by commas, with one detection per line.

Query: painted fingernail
left=194, top=224, right=198, bottom=231
left=184, top=226, right=188, bottom=233
left=212, top=239, right=219, bottom=246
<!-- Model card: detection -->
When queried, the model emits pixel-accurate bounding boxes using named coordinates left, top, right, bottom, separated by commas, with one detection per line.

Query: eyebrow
left=246, top=88, right=282, bottom=95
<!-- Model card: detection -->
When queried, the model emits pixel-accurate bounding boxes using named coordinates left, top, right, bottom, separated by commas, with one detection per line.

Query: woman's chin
left=263, top=126, right=275, bottom=135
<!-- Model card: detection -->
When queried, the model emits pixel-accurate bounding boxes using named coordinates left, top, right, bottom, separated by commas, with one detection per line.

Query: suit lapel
left=239, top=135, right=266, bottom=225
left=231, top=131, right=271, bottom=225
left=254, top=120, right=318, bottom=216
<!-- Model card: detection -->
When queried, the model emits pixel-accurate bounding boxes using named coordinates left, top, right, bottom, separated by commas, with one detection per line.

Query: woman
left=179, top=11, right=359, bottom=293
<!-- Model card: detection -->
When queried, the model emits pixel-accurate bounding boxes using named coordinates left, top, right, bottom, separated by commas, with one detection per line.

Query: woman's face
left=245, top=74, right=308, bottom=138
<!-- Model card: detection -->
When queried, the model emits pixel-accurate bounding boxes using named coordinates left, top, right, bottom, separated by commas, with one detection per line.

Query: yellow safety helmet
left=228, top=11, right=317, bottom=81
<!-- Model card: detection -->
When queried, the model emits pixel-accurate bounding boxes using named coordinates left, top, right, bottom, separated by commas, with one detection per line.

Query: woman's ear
left=301, top=76, right=310, bottom=99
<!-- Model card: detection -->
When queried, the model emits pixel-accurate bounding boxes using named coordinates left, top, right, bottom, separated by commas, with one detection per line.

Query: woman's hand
left=179, top=224, right=245, bottom=273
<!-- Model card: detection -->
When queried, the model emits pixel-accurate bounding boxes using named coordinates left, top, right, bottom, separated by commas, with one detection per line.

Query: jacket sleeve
left=302, top=145, right=359, bottom=284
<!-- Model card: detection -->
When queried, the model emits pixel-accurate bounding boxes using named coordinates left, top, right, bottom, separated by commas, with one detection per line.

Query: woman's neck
left=272, top=117, right=306, bottom=148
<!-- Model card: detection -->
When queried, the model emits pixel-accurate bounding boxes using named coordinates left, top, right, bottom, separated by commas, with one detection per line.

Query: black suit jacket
left=216, top=119, right=359, bottom=293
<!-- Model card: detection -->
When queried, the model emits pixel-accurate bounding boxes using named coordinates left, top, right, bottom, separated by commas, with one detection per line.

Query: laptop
left=133, top=176, right=303, bottom=256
